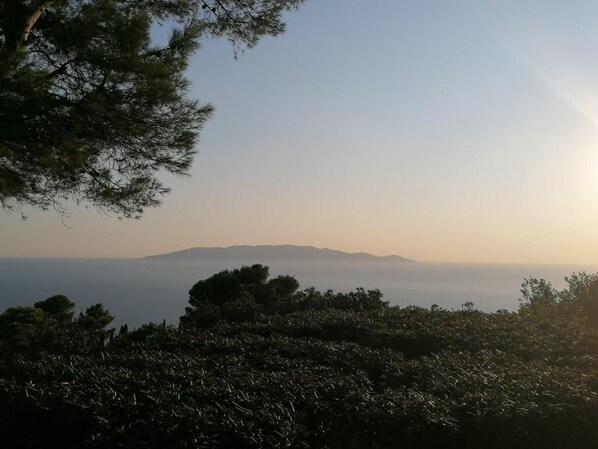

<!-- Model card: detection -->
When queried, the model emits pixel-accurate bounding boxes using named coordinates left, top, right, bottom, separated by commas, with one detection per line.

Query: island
left=143, top=244, right=416, bottom=263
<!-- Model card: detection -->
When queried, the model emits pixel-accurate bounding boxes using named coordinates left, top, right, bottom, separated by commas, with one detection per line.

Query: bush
left=181, top=266, right=386, bottom=329
left=519, top=272, right=598, bottom=327
left=3, top=271, right=598, bottom=448
left=0, top=295, right=114, bottom=356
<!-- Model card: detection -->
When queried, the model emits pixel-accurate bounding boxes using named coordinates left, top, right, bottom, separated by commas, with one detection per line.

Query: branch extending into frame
left=22, top=1, right=54, bottom=44
left=201, top=0, right=250, bottom=25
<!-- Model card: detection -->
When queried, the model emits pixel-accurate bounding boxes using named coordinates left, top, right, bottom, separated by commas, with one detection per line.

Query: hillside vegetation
left=1, top=266, right=598, bottom=448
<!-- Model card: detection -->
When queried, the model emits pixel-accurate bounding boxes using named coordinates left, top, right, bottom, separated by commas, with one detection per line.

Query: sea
left=1, top=258, right=597, bottom=327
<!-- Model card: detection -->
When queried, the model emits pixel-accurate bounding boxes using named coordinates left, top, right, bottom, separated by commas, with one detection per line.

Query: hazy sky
left=3, top=0, right=598, bottom=263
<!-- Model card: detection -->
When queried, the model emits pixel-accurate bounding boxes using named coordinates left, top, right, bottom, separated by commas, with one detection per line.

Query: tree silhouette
left=0, top=0, right=305, bottom=217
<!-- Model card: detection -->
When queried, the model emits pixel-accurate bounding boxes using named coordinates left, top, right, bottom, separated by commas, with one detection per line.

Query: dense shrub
left=271, top=287, right=388, bottom=314
left=181, top=264, right=301, bottom=329
left=0, top=295, right=113, bottom=356
left=181, top=265, right=387, bottom=329
left=2, top=269, right=598, bottom=448
left=519, top=272, right=598, bottom=327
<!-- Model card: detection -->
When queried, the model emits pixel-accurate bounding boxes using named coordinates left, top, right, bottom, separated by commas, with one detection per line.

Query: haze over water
left=2, top=3, right=598, bottom=320
left=4, top=2, right=598, bottom=265
left=2, top=258, right=596, bottom=327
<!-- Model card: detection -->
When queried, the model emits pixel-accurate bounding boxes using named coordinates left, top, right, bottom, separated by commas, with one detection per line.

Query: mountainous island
left=143, top=244, right=416, bottom=263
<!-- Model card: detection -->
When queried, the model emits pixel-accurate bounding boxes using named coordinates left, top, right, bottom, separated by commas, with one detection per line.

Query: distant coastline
left=143, top=244, right=416, bottom=263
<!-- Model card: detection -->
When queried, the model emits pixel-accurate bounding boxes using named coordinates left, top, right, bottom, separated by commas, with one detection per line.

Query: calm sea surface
left=1, top=258, right=597, bottom=327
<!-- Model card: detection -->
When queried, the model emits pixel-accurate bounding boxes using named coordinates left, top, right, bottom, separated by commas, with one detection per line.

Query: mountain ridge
left=143, top=245, right=415, bottom=263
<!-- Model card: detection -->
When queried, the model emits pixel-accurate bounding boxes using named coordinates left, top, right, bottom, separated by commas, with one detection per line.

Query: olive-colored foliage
left=0, top=305, right=46, bottom=350
left=0, top=295, right=114, bottom=355
left=77, top=303, right=114, bottom=330
left=34, top=294, right=74, bottom=322
left=272, top=287, right=388, bottom=314
left=519, top=271, right=598, bottom=326
left=2, top=272, right=598, bottom=448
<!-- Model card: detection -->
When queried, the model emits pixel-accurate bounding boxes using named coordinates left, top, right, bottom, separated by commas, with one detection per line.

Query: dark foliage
left=0, top=0, right=305, bottom=217
left=0, top=294, right=114, bottom=355
left=2, top=270, right=598, bottom=448
left=181, top=264, right=302, bottom=328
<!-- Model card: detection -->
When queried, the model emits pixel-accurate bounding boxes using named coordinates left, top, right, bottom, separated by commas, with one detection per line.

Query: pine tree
left=0, top=0, right=304, bottom=218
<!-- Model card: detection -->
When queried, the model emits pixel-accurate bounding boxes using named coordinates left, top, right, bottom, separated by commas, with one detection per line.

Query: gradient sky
left=3, top=0, right=598, bottom=263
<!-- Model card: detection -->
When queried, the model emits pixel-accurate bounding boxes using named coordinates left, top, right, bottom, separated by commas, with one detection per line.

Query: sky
left=3, top=0, right=598, bottom=263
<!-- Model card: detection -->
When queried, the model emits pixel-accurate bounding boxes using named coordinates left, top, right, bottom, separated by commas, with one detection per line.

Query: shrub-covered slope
left=1, top=266, right=598, bottom=448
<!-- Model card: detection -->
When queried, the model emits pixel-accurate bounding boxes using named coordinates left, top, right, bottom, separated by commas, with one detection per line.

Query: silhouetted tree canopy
left=0, top=294, right=114, bottom=353
left=181, top=264, right=301, bottom=327
left=187, top=264, right=268, bottom=307
left=34, top=294, right=74, bottom=322
left=180, top=264, right=389, bottom=329
left=0, top=0, right=305, bottom=217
